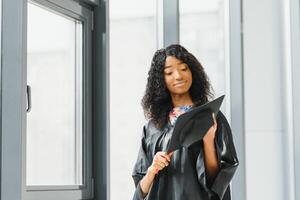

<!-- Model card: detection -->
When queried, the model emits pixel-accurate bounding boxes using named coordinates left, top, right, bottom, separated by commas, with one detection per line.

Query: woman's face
left=164, top=56, right=193, bottom=95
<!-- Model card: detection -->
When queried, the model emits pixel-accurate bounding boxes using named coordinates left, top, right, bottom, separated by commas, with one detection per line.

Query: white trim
left=281, top=0, right=296, bottom=199
left=289, top=0, right=300, bottom=199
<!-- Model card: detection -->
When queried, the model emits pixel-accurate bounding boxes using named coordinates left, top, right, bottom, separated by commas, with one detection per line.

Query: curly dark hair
left=141, top=44, right=214, bottom=130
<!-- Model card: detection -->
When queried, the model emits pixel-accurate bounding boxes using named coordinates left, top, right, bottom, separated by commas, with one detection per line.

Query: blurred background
left=110, top=0, right=299, bottom=200
left=1, top=0, right=299, bottom=200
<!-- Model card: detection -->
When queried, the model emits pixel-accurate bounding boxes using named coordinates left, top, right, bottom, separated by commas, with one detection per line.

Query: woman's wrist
left=203, top=136, right=215, bottom=145
left=139, top=166, right=157, bottom=197
left=147, top=165, right=158, bottom=176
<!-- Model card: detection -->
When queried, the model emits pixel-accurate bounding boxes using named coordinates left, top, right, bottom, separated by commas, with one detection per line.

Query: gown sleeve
left=196, top=111, right=239, bottom=200
left=132, top=123, right=152, bottom=200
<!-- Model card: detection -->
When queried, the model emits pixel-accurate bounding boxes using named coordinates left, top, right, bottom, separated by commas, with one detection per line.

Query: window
left=27, top=1, right=83, bottom=186
left=25, top=0, right=93, bottom=199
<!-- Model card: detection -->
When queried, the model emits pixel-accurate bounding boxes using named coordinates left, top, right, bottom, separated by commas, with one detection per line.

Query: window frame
left=0, top=0, right=93, bottom=199
left=24, top=0, right=93, bottom=199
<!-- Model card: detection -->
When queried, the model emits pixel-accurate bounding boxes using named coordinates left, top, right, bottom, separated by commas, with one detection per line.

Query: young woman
left=132, top=44, right=239, bottom=200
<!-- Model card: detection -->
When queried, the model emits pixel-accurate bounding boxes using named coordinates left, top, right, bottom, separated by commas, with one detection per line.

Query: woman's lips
left=174, top=81, right=186, bottom=87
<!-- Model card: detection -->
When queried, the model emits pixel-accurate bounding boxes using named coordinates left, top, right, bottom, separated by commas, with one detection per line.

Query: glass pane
left=26, top=2, right=83, bottom=186
left=109, top=0, right=156, bottom=199
left=179, top=0, right=231, bottom=115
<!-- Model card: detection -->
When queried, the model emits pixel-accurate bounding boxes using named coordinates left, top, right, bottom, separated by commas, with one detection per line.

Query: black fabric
left=132, top=111, right=239, bottom=200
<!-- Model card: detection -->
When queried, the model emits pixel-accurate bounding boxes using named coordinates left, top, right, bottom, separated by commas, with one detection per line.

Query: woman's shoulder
left=143, top=119, right=165, bottom=138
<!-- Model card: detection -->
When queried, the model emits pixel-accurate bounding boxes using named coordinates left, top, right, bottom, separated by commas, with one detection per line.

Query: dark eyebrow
left=164, top=61, right=184, bottom=69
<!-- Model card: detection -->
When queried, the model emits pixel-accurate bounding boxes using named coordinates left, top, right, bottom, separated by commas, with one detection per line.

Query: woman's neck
left=171, top=92, right=194, bottom=107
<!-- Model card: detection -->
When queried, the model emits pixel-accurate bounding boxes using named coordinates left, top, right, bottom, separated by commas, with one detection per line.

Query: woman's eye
left=165, top=72, right=172, bottom=75
left=181, top=67, right=187, bottom=71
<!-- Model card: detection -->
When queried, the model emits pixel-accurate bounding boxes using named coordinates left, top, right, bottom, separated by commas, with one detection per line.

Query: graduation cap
left=167, top=95, right=225, bottom=153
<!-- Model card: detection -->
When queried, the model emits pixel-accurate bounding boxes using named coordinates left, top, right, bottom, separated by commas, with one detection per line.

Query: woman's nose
left=173, top=70, right=183, bottom=80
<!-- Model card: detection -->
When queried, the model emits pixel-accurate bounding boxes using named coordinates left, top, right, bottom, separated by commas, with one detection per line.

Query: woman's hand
left=148, top=151, right=174, bottom=175
left=140, top=151, right=174, bottom=197
left=203, top=112, right=217, bottom=143
left=202, top=112, right=219, bottom=180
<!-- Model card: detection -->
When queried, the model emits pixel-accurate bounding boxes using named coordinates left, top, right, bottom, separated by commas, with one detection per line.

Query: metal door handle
left=27, top=85, right=31, bottom=112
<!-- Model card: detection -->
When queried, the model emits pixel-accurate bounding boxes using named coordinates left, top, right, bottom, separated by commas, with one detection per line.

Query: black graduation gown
left=132, top=111, right=239, bottom=200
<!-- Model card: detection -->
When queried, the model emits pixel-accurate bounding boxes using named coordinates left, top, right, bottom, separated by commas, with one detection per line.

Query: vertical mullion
left=224, top=0, right=232, bottom=122
left=163, top=0, right=179, bottom=47
left=75, top=21, right=83, bottom=186
left=1, top=1, right=27, bottom=200
left=290, top=0, right=300, bottom=199
left=0, top=0, right=1, bottom=195
left=93, top=0, right=109, bottom=199
left=229, top=0, right=246, bottom=199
